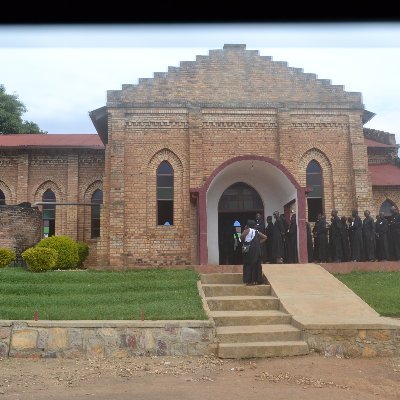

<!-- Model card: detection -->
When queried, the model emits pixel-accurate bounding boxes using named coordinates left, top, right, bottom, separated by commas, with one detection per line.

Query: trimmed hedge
left=36, top=235, right=79, bottom=270
left=0, top=248, right=16, bottom=268
left=22, top=247, right=58, bottom=272
left=76, top=241, right=89, bottom=268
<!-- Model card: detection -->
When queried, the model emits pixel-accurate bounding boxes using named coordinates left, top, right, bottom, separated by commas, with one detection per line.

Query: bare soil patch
left=1, top=353, right=399, bottom=400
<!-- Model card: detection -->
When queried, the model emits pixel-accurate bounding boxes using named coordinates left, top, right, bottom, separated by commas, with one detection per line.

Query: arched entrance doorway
left=218, top=182, right=264, bottom=265
left=190, top=155, right=308, bottom=265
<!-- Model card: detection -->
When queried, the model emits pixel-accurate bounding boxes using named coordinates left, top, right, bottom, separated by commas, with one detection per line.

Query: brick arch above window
left=147, top=148, right=184, bottom=229
left=34, top=180, right=64, bottom=203
left=83, top=179, right=103, bottom=201
left=0, top=180, right=15, bottom=204
left=299, top=148, right=333, bottom=171
left=147, top=148, right=184, bottom=175
left=298, top=148, right=334, bottom=219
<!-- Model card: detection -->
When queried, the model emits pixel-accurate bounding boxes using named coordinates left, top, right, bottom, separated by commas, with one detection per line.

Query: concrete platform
left=262, top=263, right=400, bottom=330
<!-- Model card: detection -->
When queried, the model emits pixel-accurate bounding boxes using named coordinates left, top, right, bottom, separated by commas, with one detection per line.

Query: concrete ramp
left=262, top=263, right=400, bottom=330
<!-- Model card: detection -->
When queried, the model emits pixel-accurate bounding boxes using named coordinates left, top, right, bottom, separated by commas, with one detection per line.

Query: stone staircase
left=200, top=272, right=309, bottom=359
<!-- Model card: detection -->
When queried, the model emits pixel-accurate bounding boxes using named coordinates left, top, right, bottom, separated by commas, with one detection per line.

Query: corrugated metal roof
left=0, top=134, right=104, bottom=149
left=369, top=164, right=400, bottom=186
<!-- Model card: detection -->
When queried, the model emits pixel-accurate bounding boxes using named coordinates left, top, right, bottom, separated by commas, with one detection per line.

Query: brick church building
left=1, top=44, right=399, bottom=268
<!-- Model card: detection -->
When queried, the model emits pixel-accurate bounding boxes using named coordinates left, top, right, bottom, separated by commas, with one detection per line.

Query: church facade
left=1, top=44, right=399, bottom=268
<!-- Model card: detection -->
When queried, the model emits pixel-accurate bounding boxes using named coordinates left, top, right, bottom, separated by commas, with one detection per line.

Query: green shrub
left=0, top=248, right=16, bottom=268
left=22, top=247, right=58, bottom=272
left=76, top=241, right=89, bottom=268
left=36, top=236, right=79, bottom=270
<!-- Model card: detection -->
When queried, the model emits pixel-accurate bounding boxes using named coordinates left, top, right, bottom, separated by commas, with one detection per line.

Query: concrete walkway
left=262, top=263, right=400, bottom=330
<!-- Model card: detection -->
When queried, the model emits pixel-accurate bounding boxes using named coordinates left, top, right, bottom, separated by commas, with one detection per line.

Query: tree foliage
left=0, top=84, right=46, bottom=134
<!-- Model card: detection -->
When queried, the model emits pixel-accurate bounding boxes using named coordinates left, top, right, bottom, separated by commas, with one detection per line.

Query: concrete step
left=206, top=296, right=279, bottom=311
left=216, top=324, right=302, bottom=343
left=211, top=310, right=292, bottom=327
left=200, top=273, right=243, bottom=284
left=202, top=284, right=271, bottom=297
left=218, top=341, right=309, bottom=359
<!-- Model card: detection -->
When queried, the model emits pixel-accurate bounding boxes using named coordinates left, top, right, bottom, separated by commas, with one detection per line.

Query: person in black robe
left=328, top=215, right=335, bottom=261
left=315, top=214, right=329, bottom=262
left=375, top=211, right=389, bottom=261
left=255, top=212, right=265, bottom=233
left=265, top=215, right=274, bottom=263
left=306, top=221, right=314, bottom=262
left=362, top=210, right=376, bottom=261
left=330, top=209, right=344, bottom=262
left=240, top=219, right=267, bottom=285
left=347, top=216, right=354, bottom=260
left=340, top=215, right=351, bottom=262
left=312, top=213, right=321, bottom=262
left=280, top=213, right=289, bottom=263
left=287, top=213, right=298, bottom=263
left=350, top=209, right=364, bottom=261
left=255, top=212, right=267, bottom=262
left=271, top=211, right=285, bottom=264
left=388, top=206, right=400, bottom=261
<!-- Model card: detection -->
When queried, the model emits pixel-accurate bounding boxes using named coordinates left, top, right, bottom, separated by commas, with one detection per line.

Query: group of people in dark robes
left=223, top=205, right=400, bottom=266
left=312, top=206, right=400, bottom=263
left=255, top=210, right=299, bottom=264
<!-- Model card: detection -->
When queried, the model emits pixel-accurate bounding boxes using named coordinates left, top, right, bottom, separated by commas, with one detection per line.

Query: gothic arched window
left=42, top=189, right=56, bottom=237
left=0, top=189, right=5, bottom=205
left=157, top=161, right=174, bottom=225
left=91, top=189, right=103, bottom=238
left=306, top=160, right=323, bottom=222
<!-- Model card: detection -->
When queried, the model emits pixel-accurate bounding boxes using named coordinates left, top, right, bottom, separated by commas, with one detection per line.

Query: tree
left=0, top=84, right=47, bottom=134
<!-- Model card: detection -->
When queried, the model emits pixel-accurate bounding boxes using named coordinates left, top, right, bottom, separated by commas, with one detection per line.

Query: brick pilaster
left=17, top=152, right=29, bottom=203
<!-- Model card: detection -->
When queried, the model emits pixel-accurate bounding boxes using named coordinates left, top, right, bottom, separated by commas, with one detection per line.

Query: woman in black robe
left=340, top=215, right=351, bottom=262
left=362, top=210, right=376, bottom=261
left=315, top=214, right=329, bottom=262
left=350, top=209, right=364, bottom=261
left=240, top=219, right=267, bottom=285
left=388, top=206, right=400, bottom=261
left=265, top=216, right=274, bottom=263
left=287, top=214, right=298, bottom=263
left=330, top=209, right=344, bottom=262
left=375, top=212, right=389, bottom=261
left=306, top=221, right=314, bottom=262
left=271, top=211, right=285, bottom=264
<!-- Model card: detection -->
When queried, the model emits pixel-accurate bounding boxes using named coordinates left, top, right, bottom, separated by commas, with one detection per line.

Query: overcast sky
left=1, top=23, right=400, bottom=149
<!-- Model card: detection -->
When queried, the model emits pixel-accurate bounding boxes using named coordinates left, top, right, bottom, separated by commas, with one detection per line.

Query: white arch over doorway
left=206, top=159, right=298, bottom=264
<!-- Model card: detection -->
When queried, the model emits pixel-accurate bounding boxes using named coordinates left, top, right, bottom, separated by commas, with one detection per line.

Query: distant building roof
left=0, top=134, right=104, bottom=149
left=365, top=138, right=398, bottom=148
left=369, top=164, right=400, bottom=186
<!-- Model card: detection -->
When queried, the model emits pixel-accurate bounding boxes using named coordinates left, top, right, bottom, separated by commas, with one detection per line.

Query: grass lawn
left=334, top=271, right=400, bottom=317
left=0, top=267, right=208, bottom=321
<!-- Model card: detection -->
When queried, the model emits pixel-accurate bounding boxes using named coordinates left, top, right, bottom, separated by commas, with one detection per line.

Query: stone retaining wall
left=0, top=320, right=216, bottom=359
left=302, top=326, right=400, bottom=358
left=2, top=319, right=399, bottom=360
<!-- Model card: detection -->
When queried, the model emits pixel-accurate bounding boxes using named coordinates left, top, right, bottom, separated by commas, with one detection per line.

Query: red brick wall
left=0, top=205, right=42, bottom=262
left=98, top=45, right=373, bottom=268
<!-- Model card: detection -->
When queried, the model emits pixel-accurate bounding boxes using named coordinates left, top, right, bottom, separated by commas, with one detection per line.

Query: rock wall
left=0, top=320, right=216, bottom=358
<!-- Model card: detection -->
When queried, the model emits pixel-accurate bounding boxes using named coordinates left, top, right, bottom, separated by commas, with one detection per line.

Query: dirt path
left=1, top=353, right=399, bottom=400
